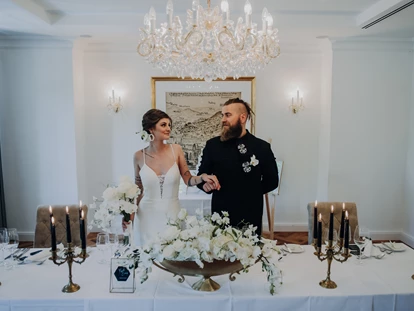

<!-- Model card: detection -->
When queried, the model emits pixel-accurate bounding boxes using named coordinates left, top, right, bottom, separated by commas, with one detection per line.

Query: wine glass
left=6, top=228, right=19, bottom=269
left=96, top=233, right=109, bottom=264
left=108, top=233, right=118, bottom=257
left=354, top=225, right=371, bottom=265
left=0, top=228, right=9, bottom=267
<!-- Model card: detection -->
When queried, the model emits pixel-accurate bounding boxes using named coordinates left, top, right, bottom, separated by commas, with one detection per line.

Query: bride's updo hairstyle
left=142, top=109, right=172, bottom=134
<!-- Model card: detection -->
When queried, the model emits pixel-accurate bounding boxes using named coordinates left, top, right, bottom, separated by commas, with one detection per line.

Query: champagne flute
left=354, top=225, right=371, bottom=265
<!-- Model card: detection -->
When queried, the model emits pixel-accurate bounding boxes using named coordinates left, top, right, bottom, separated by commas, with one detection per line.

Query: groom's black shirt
left=197, top=131, right=278, bottom=236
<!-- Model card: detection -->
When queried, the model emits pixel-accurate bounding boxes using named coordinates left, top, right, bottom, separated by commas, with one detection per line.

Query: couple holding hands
left=129, top=98, right=279, bottom=246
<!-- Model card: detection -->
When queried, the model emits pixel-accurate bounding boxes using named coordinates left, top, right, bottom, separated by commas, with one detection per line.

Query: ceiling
left=0, top=0, right=413, bottom=44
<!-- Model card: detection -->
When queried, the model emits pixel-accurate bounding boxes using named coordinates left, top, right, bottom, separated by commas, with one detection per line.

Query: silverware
left=15, top=248, right=29, bottom=259
left=36, top=258, right=48, bottom=265
left=4, top=248, right=21, bottom=260
left=284, top=243, right=292, bottom=253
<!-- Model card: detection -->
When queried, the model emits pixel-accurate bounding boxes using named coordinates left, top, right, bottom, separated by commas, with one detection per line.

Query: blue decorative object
left=114, top=266, right=130, bottom=282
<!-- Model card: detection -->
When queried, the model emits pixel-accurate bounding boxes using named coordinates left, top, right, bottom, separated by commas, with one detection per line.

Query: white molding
left=401, top=232, right=414, bottom=248
left=370, top=230, right=403, bottom=241
left=0, top=37, right=73, bottom=49
left=18, top=232, right=34, bottom=243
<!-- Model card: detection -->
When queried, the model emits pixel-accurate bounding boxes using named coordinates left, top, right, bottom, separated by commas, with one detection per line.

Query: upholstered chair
left=34, top=204, right=88, bottom=248
left=307, top=202, right=358, bottom=244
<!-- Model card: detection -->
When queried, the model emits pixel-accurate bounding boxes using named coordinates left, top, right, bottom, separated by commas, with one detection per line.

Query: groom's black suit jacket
left=197, top=131, right=279, bottom=236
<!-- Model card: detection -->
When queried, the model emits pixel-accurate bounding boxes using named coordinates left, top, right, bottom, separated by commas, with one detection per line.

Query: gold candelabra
left=51, top=242, right=89, bottom=293
left=313, top=238, right=350, bottom=289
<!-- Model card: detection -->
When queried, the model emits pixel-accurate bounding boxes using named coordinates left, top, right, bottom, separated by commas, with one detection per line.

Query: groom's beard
left=220, top=119, right=242, bottom=142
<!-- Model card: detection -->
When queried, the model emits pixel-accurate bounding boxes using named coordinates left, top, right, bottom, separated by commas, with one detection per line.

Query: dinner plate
left=382, top=242, right=406, bottom=252
left=284, top=244, right=304, bottom=253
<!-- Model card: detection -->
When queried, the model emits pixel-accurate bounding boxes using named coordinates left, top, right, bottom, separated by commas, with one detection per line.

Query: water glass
left=0, top=228, right=9, bottom=267
left=6, top=228, right=19, bottom=269
left=108, top=233, right=118, bottom=257
left=96, top=233, right=109, bottom=264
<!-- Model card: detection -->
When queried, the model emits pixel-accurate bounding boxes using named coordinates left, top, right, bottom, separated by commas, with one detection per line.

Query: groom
left=197, top=98, right=279, bottom=236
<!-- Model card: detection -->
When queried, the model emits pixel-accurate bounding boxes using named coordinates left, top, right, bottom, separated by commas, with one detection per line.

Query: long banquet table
left=0, top=244, right=414, bottom=311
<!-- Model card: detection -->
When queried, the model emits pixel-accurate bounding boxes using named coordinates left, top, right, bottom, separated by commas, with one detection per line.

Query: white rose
left=117, top=181, right=135, bottom=194
left=185, top=215, right=198, bottom=227
left=177, top=208, right=188, bottom=221
left=162, top=244, right=176, bottom=258
left=172, top=240, right=185, bottom=252
left=126, top=184, right=140, bottom=199
left=162, top=226, right=180, bottom=241
left=102, top=187, right=118, bottom=201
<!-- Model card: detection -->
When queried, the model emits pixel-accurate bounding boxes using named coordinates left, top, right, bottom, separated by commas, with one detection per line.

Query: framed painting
left=151, top=77, right=256, bottom=170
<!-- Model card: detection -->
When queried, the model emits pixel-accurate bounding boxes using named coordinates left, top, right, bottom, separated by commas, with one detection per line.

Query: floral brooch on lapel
left=238, top=144, right=259, bottom=173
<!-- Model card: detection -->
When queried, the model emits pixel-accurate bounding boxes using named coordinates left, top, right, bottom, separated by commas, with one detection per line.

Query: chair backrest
left=307, top=202, right=358, bottom=244
left=34, top=204, right=88, bottom=248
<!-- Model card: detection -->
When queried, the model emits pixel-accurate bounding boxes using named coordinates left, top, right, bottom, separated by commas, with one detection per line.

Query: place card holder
left=110, top=257, right=136, bottom=293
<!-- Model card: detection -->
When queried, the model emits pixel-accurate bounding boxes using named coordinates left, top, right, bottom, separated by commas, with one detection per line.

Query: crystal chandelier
left=137, top=0, right=280, bottom=82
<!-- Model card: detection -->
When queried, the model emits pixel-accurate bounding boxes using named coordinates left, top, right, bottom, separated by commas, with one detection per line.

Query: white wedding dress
left=133, top=144, right=181, bottom=246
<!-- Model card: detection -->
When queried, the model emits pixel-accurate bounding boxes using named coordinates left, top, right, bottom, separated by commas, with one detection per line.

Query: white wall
left=329, top=40, right=414, bottom=239
left=403, top=48, right=414, bottom=245
left=255, top=44, right=323, bottom=230
left=1, top=38, right=414, bottom=242
left=80, top=43, right=160, bottom=205
left=0, top=39, right=79, bottom=239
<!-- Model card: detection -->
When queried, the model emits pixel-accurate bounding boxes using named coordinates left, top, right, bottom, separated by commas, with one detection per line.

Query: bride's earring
left=149, top=133, right=155, bottom=142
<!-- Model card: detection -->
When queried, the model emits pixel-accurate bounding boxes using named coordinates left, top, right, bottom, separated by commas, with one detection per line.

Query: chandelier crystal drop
left=137, top=0, right=280, bottom=82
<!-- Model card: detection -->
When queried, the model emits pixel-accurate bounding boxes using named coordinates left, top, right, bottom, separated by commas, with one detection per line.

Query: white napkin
left=362, top=239, right=372, bottom=258
left=24, top=243, right=64, bottom=262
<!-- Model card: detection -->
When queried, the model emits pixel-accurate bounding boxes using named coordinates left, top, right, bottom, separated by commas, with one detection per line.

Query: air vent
left=362, top=0, right=414, bottom=29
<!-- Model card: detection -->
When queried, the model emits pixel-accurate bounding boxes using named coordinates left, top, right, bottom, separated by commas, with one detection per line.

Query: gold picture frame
left=150, top=77, right=256, bottom=170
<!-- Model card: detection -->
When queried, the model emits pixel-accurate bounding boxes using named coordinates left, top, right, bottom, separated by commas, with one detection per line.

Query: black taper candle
left=65, top=206, right=72, bottom=244
left=344, top=212, right=349, bottom=249
left=313, top=201, right=318, bottom=239
left=317, top=214, right=322, bottom=248
left=329, top=205, right=334, bottom=240
left=51, top=216, right=57, bottom=251
left=80, top=210, right=86, bottom=250
left=339, top=203, right=345, bottom=239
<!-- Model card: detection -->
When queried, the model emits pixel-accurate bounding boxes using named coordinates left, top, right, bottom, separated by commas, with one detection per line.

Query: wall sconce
left=289, top=88, right=304, bottom=114
left=107, top=89, right=123, bottom=114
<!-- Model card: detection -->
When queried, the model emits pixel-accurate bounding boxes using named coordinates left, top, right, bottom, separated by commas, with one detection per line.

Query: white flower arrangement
left=88, top=176, right=140, bottom=232
left=134, top=208, right=283, bottom=295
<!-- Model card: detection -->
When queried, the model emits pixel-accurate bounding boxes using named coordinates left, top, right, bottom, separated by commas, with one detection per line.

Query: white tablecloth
left=1, top=244, right=414, bottom=311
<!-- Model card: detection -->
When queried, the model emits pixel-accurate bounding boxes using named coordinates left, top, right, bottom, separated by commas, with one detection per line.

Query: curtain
left=0, top=143, right=7, bottom=227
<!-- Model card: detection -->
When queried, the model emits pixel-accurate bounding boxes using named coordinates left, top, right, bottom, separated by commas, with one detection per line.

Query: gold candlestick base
left=320, top=278, right=337, bottom=289
left=314, top=241, right=349, bottom=289
left=51, top=243, right=88, bottom=293
left=62, top=282, right=80, bottom=293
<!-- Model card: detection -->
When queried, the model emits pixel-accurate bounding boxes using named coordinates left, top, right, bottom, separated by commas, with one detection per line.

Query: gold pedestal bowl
left=153, top=259, right=245, bottom=292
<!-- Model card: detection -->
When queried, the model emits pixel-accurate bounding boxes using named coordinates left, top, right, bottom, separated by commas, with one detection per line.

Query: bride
left=128, top=109, right=220, bottom=246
